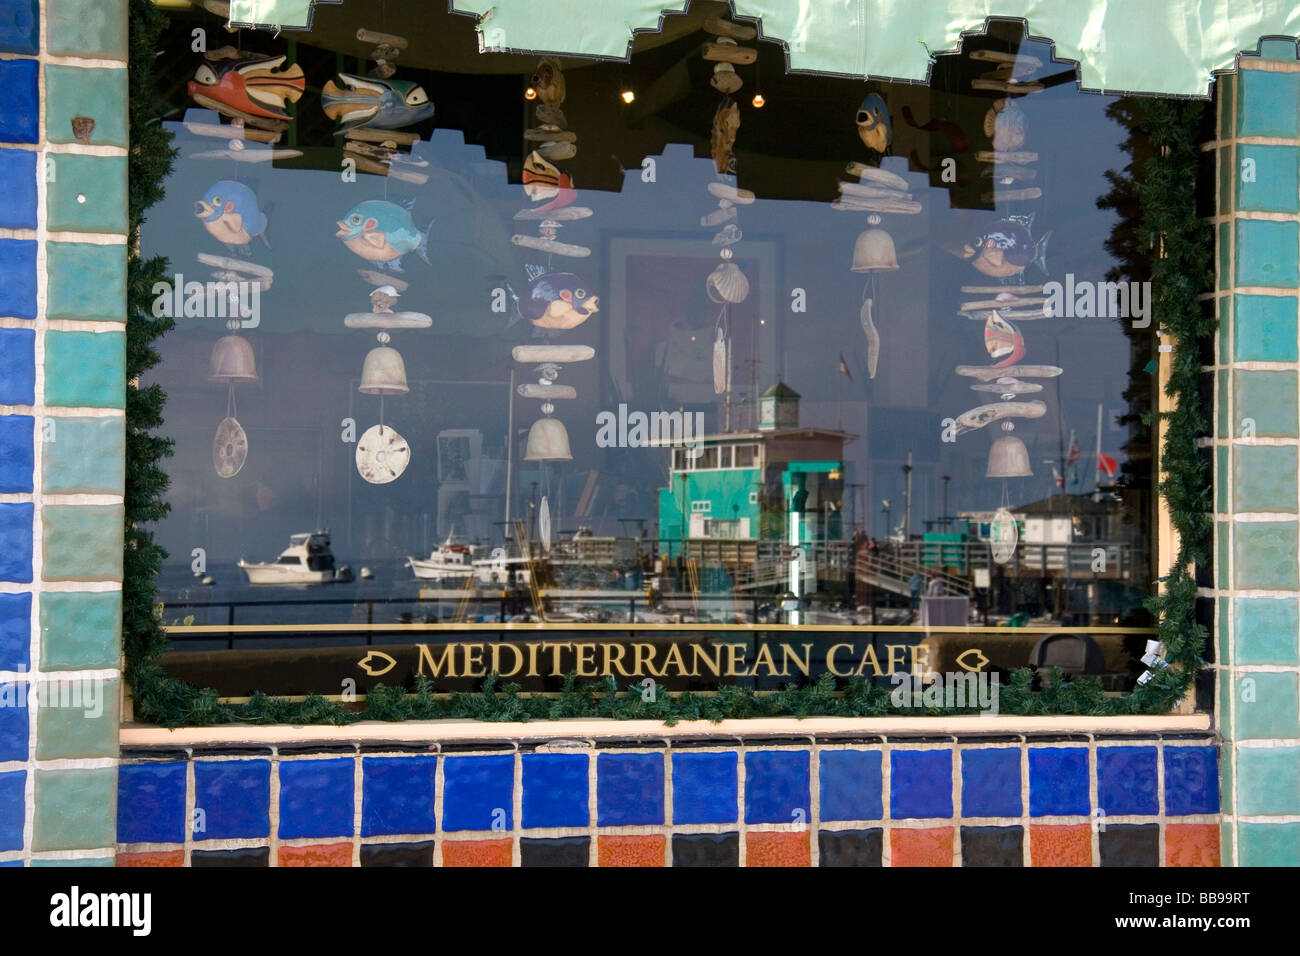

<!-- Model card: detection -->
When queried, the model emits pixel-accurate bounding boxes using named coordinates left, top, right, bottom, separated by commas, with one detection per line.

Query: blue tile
left=0, top=416, right=33, bottom=493
left=521, top=753, right=588, bottom=829
left=116, top=762, right=186, bottom=844
left=1097, top=746, right=1158, bottom=816
left=0, top=59, right=37, bottom=142
left=0, top=239, right=36, bottom=319
left=0, top=592, right=29, bottom=671
left=0, top=683, right=27, bottom=762
left=1234, top=294, right=1299, bottom=363
left=441, top=754, right=513, bottom=832
left=819, top=749, right=883, bottom=822
left=741, top=750, right=808, bottom=824
left=0, top=1, right=39, bottom=54
left=0, top=860, right=20, bottom=866
left=0, top=770, right=24, bottom=850
left=278, top=757, right=354, bottom=839
left=1238, top=69, right=1300, bottom=138
left=0, top=503, right=33, bottom=583
left=1164, top=746, right=1220, bottom=815
left=1028, top=747, right=1090, bottom=817
left=0, top=328, right=34, bottom=405
left=596, top=752, right=664, bottom=826
left=361, top=756, right=435, bottom=837
left=193, top=759, right=270, bottom=840
left=0, top=149, right=35, bottom=228
left=1236, top=219, right=1300, bottom=288
left=961, top=748, right=1022, bottom=817
left=672, top=751, right=738, bottom=824
left=890, top=750, right=953, bottom=820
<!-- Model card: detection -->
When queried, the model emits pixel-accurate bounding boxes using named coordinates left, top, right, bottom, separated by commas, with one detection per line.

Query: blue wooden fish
left=195, top=180, right=268, bottom=254
left=857, top=93, right=891, bottom=153
left=321, top=74, right=434, bottom=133
left=337, top=198, right=432, bottom=272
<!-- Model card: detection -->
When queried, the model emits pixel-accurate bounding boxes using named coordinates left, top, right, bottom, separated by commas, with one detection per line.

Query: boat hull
left=238, top=562, right=338, bottom=585
left=407, top=557, right=474, bottom=582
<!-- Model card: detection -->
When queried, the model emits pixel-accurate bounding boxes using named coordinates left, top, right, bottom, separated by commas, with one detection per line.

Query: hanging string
left=379, top=394, right=385, bottom=434
left=226, top=382, right=236, bottom=419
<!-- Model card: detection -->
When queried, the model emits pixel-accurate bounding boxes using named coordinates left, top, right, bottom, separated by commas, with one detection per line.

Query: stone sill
left=121, top=713, right=1212, bottom=747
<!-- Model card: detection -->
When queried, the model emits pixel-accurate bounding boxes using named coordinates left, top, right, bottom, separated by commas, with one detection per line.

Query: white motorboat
left=407, top=533, right=478, bottom=582
left=474, top=548, right=533, bottom=586
left=238, top=531, right=352, bottom=585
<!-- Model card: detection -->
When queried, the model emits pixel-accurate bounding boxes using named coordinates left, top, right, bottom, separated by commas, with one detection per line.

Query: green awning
left=227, top=0, right=1300, bottom=96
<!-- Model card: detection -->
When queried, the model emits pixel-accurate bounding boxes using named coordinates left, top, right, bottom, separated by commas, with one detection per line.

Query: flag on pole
left=1097, top=452, right=1119, bottom=477
left=838, top=352, right=853, bottom=382
left=1052, top=465, right=1064, bottom=489
left=1066, top=430, right=1081, bottom=487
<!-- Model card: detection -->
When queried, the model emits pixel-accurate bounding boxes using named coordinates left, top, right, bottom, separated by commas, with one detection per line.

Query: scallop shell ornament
left=706, top=262, right=749, bottom=304
left=213, top=416, right=248, bottom=478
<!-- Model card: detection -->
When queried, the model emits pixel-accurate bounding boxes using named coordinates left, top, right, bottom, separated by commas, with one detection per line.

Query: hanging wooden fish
left=951, top=400, right=1046, bottom=436
left=522, top=151, right=577, bottom=210
left=188, top=51, right=305, bottom=127
left=195, top=180, right=268, bottom=255
left=512, top=268, right=599, bottom=331
left=532, top=57, right=566, bottom=106
left=711, top=99, right=740, bottom=174
left=856, top=93, right=891, bottom=153
left=322, top=74, right=434, bottom=133
left=984, top=312, right=1027, bottom=367
left=960, top=215, right=1049, bottom=278
left=860, top=297, right=880, bottom=379
left=336, top=199, right=432, bottom=272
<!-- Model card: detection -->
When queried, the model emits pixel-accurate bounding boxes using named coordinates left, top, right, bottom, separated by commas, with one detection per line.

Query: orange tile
left=745, top=830, right=811, bottom=867
left=1029, top=824, right=1093, bottom=867
left=276, top=842, right=354, bottom=867
left=442, top=838, right=513, bottom=867
left=1166, top=824, right=1220, bottom=867
left=598, top=834, right=665, bottom=867
left=116, top=850, right=184, bottom=867
left=889, top=827, right=954, bottom=866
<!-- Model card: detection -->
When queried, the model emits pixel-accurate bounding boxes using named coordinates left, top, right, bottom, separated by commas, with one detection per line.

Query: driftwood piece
left=517, top=384, right=577, bottom=400
left=975, top=150, right=1038, bottom=164
left=980, top=163, right=1036, bottom=180
left=959, top=296, right=1047, bottom=311
left=536, top=140, right=577, bottom=161
left=512, top=345, right=596, bottom=364
left=708, top=182, right=755, bottom=204
left=183, top=119, right=281, bottom=144
left=345, top=127, right=420, bottom=146
left=511, top=234, right=591, bottom=257
left=702, top=42, right=757, bottom=64
left=839, top=180, right=912, bottom=202
left=831, top=198, right=922, bottom=214
left=956, top=364, right=1062, bottom=382
left=356, top=28, right=408, bottom=50
left=961, top=284, right=1044, bottom=295
left=703, top=17, right=757, bottom=40
left=188, top=148, right=302, bottom=162
left=700, top=205, right=738, bottom=227
left=979, top=186, right=1042, bottom=202
left=197, top=253, right=274, bottom=278
left=514, top=206, right=592, bottom=221
left=970, top=78, right=1045, bottom=94
left=969, top=49, right=1043, bottom=70
left=344, top=312, right=433, bottom=329
left=845, top=162, right=909, bottom=191
left=524, top=128, right=577, bottom=143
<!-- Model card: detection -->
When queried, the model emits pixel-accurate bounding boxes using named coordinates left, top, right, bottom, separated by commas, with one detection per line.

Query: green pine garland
left=123, top=8, right=1212, bottom=725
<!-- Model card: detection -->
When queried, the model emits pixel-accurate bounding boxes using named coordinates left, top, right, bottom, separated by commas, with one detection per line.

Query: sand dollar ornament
left=989, top=506, right=1019, bottom=564
left=213, top=416, right=248, bottom=478
left=355, top=424, right=410, bottom=484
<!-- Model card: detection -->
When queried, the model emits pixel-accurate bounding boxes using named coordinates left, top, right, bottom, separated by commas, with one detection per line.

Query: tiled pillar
left=0, top=0, right=128, bottom=867
left=1212, top=38, right=1300, bottom=866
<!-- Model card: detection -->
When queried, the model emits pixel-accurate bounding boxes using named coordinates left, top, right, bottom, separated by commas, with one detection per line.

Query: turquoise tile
left=1237, top=69, right=1300, bottom=138
left=43, top=331, right=124, bottom=408
left=1217, top=680, right=1232, bottom=740
left=41, top=504, right=123, bottom=582
left=45, top=155, right=126, bottom=235
left=35, top=678, right=118, bottom=760
left=1218, top=143, right=1232, bottom=219
left=1233, top=444, right=1298, bottom=512
left=1239, top=822, right=1300, bottom=866
left=46, top=0, right=127, bottom=59
left=1236, top=746, right=1300, bottom=815
left=1220, top=821, right=1234, bottom=865
left=1218, top=74, right=1233, bottom=138
left=33, top=768, right=116, bottom=851
left=1234, top=294, right=1298, bottom=362
left=44, top=244, right=124, bottom=321
left=1217, top=597, right=1230, bottom=663
left=1235, top=219, right=1300, bottom=288
left=30, top=857, right=114, bottom=867
left=1217, top=370, right=1230, bottom=439
left=1257, top=39, right=1300, bottom=61
left=1216, top=297, right=1230, bottom=366
left=39, top=591, right=120, bottom=671
left=1234, top=370, right=1298, bottom=437
left=1235, top=673, right=1300, bottom=739
left=1236, top=146, right=1300, bottom=214
left=1217, top=521, right=1230, bottom=590
left=41, top=416, right=124, bottom=494
left=43, top=66, right=127, bottom=147
left=1233, top=521, right=1299, bottom=591
left=1218, top=221, right=1231, bottom=291
left=1216, top=445, right=1228, bottom=513
left=1235, top=597, right=1300, bottom=666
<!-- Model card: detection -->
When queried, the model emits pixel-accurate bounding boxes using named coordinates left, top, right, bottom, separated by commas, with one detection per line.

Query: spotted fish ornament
left=522, top=151, right=576, bottom=210
left=195, top=180, right=268, bottom=253
left=321, top=73, right=434, bottom=133
left=856, top=93, right=892, bottom=153
left=962, top=215, right=1049, bottom=279
left=513, top=268, right=599, bottom=331
left=337, top=199, right=432, bottom=272
left=188, top=50, right=305, bottom=125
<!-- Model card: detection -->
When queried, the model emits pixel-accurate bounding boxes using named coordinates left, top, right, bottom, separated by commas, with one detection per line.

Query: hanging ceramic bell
left=851, top=227, right=899, bottom=272
left=706, top=262, right=750, bottom=304
left=525, top=403, right=572, bottom=461
left=209, top=334, right=258, bottom=382
left=986, top=435, right=1032, bottom=478
left=359, top=345, right=409, bottom=395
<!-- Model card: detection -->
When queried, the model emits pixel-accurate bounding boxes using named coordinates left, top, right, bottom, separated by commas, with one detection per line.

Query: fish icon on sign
left=358, top=651, right=397, bottom=677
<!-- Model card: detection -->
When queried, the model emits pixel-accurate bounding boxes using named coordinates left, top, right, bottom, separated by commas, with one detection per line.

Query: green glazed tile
left=1236, top=145, right=1300, bottom=214
left=1234, top=597, right=1300, bottom=666
left=43, top=66, right=127, bottom=147
left=1216, top=445, right=1228, bottom=513
left=43, top=331, right=124, bottom=408
left=35, top=678, right=118, bottom=760
left=1217, top=681, right=1232, bottom=740
left=1235, top=746, right=1300, bottom=816
left=40, top=591, right=120, bottom=671
left=47, top=0, right=127, bottom=59
left=1235, top=673, right=1300, bottom=739
left=1233, top=521, right=1299, bottom=591
left=1217, top=597, right=1230, bottom=662
left=1234, top=294, right=1298, bottom=362
left=30, top=857, right=115, bottom=867
left=1219, top=744, right=1233, bottom=812
left=1216, top=296, right=1231, bottom=366
left=1235, top=219, right=1300, bottom=288
left=41, top=416, right=124, bottom=494
left=32, top=767, right=116, bottom=852
left=44, top=244, right=125, bottom=321
left=1218, top=143, right=1232, bottom=217
left=45, top=155, right=126, bottom=235
left=1216, top=370, right=1230, bottom=439
left=1239, top=822, right=1300, bottom=866
left=1237, top=69, right=1300, bottom=138
left=41, top=504, right=124, bottom=582
left=1219, top=821, right=1234, bottom=866
left=1217, top=521, right=1230, bottom=590
left=1233, top=444, right=1298, bottom=512
left=1234, top=370, right=1298, bottom=437
left=1258, top=39, right=1300, bottom=61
